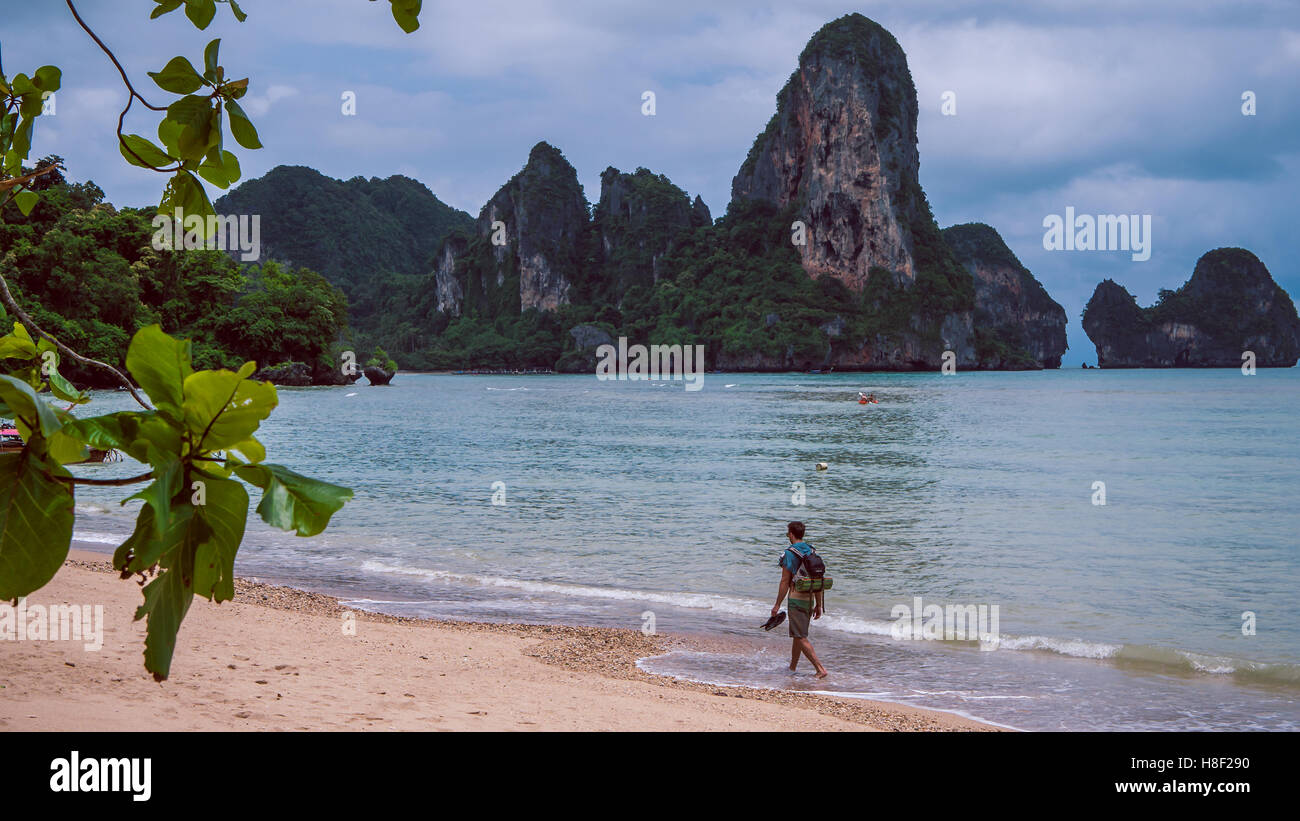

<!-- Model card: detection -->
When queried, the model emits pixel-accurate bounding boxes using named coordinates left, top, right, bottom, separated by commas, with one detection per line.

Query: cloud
left=240, top=84, right=299, bottom=117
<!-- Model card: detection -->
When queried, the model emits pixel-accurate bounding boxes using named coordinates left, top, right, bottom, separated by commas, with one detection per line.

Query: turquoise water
left=69, top=368, right=1300, bottom=730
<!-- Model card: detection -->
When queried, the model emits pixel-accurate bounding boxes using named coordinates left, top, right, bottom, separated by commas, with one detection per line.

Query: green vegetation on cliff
left=212, top=164, right=473, bottom=342
left=0, top=167, right=348, bottom=386
left=1147, top=248, right=1298, bottom=341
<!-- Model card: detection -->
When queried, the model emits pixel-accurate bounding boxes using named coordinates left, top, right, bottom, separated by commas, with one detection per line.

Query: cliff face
left=590, top=167, right=700, bottom=302
left=943, top=223, right=1068, bottom=369
left=433, top=233, right=467, bottom=314
left=435, top=142, right=588, bottom=316
left=1082, top=248, right=1300, bottom=367
left=727, top=13, right=978, bottom=369
left=732, top=14, right=923, bottom=290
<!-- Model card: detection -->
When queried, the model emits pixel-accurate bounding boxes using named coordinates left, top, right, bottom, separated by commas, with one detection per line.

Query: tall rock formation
left=589, top=166, right=701, bottom=303
left=943, top=223, right=1068, bottom=368
left=1082, top=248, right=1300, bottom=368
left=728, top=13, right=977, bottom=369
left=435, top=141, right=588, bottom=316
left=733, top=14, right=940, bottom=291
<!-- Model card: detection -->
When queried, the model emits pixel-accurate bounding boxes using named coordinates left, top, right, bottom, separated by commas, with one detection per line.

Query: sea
left=67, top=368, right=1300, bottom=731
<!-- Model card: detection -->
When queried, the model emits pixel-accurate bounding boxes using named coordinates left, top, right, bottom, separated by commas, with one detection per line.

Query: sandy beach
left=0, top=548, right=998, bottom=732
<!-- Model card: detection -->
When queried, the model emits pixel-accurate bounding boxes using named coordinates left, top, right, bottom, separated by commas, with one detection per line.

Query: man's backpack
left=785, top=543, right=833, bottom=593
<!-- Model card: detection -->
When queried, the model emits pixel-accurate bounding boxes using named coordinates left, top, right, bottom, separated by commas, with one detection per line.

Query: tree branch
left=0, top=270, right=152, bottom=410
left=64, top=0, right=183, bottom=174
left=0, top=161, right=65, bottom=192
left=64, top=0, right=166, bottom=113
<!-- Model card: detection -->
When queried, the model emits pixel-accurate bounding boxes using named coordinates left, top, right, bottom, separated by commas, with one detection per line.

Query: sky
left=6, top=0, right=1298, bottom=365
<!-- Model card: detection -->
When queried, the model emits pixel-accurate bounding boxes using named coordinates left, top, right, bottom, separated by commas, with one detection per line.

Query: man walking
left=772, top=521, right=828, bottom=678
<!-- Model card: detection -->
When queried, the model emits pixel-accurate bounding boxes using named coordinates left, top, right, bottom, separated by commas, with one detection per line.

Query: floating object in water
left=725, top=384, right=737, bottom=388
left=815, top=462, right=829, bottom=471
left=345, top=392, right=357, bottom=397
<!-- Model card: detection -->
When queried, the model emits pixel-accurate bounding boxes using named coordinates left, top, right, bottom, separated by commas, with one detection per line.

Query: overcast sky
left=8, top=0, right=1298, bottom=365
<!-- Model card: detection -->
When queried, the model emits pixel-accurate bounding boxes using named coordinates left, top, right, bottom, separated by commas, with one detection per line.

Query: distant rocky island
left=1082, top=248, right=1300, bottom=368
left=213, top=13, right=1292, bottom=375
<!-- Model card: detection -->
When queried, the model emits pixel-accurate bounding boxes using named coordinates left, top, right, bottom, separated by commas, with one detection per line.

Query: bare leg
left=789, top=639, right=800, bottom=672
left=796, top=638, right=828, bottom=678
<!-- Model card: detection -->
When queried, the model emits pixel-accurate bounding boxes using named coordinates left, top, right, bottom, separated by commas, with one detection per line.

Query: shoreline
left=0, top=548, right=1001, bottom=731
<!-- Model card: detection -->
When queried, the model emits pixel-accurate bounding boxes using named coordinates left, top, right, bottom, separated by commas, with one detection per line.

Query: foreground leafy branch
left=3, top=0, right=423, bottom=225
left=0, top=318, right=353, bottom=680
left=0, top=0, right=422, bottom=680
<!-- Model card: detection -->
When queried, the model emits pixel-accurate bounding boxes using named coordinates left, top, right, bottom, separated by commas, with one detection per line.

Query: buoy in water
left=815, top=462, right=829, bottom=471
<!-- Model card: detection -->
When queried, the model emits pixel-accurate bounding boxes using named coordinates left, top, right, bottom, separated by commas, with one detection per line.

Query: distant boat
left=0, top=428, right=23, bottom=451
left=0, top=426, right=115, bottom=463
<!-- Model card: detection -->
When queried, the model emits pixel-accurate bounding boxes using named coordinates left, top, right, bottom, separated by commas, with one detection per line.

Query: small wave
left=998, top=634, right=1121, bottom=659
left=355, top=559, right=1300, bottom=687
left=72, top=531, right=124, bottom=546
left=359, top=559, right=765, bottom=616
left=1114, top=644, right=1300, bottom=685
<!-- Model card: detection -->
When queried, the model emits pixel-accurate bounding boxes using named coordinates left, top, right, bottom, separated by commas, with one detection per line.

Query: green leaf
left=13, top=189, right=38, bottom=216
left=166, top=95, right=216, bottom=160
left=134, top=538, right=196, bottom=681
left=225, top=0, right=247, bottom=22
left=148, top=55, right=205, bottom=94
left=196, top=148, right=229, bottom=189
left=45, top=364, right=88, bottom=404
left=389, top=0, right=422, bottom=33
left=32, top=66, right=61, bottom=93
left=182, top=366, right=277, bottom=451
left=125, top=324, right=193, bottom=414
left=230, top=435, right=264, bottom=463
left=203, top=39, right=221, bottom=82
left=158, top=171, right=215, bottom=237
left=185, top=0, right=217, bottom=29
left=62, top=411, right=180, bottom=465
left=0, top=374, right=61, bottom=438
left=0, top=325, right=39, bottom=360
left=191, top=475, right=247, bottom=602
left=219, top=149, right=241, bottom=184
left=11, top=117, right=33, bottom=160
left=151, top=0, right=183, bottom=19
left=0, top=446, right=74, bottom=599
left=115, top=502, right=196, bottom=574
left=157, top=117, right=184, bottom=157
left=235, top=463, right=352, bottom=536
left=46, top=429, right=91, bottom=464
left=224, top=98, right=261, bottom=149
left=124, top=449, right=183, bottom=539
left=119, top=134, right=175, bottom=169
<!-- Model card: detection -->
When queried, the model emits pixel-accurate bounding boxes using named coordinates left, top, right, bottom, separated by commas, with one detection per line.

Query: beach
left=0, top=550, right=996, bottom=732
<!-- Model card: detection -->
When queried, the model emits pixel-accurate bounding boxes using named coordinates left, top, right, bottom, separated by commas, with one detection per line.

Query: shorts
left=788, top=598, right=813, bottom=639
